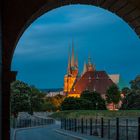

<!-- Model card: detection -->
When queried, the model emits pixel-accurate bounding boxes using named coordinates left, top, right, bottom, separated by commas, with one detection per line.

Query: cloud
left=15, top=5, right=122, bottom=57
left=12, top=5, right=140, bottom=88
left=32, top=10, right=119, bottom=31
left=21, top=5, right=121, bottom=39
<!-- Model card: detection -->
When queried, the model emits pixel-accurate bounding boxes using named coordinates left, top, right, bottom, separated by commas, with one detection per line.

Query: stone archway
left=2, top=0, right=140, bottom=140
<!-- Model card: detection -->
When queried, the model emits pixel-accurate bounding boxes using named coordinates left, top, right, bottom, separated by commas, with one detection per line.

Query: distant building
left=108, top=74, right=120, bottom=85
left=41, top=88, right=63, bottom=97
left=63, top=43, right=120, bottom=110
left=46, top=91, right=63, bottom=97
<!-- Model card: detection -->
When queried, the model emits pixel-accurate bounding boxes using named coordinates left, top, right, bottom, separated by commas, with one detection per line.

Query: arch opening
left=2, top=1, right=140, bottom=140
left=12, top=4, right=140, bottom=90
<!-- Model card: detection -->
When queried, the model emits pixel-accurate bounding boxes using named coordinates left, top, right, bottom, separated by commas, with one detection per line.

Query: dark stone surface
left=0, top=5, right=2, bottom=140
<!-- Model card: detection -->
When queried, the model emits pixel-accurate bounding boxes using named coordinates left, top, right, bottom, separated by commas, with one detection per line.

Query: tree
left=76, top=98, right=93, bottom=110
left=122, top=87, right=130, bottom=97
left=10, top=80, right=31, bottom=117
left=29, top=86, right=45, bottom=114
left=44, top=94, right=65, bottom=111
left=106, top=85, right=121, bottom=110
left=42, top=101, right=56, bottom=112
left=61, top=97, right=93, bottom=110
left=121, top=90, right=140, bottom=110
left=51, top=94, right=65, bottom=110
left=130, top=75, right=140, bottom=90
left=81, top=90, right=106, bottom=110
left=10, top=80, right=45, bottom=117
left=121, top=75, right=140, bottom=110
left=61, top=97, right=79, bottom=110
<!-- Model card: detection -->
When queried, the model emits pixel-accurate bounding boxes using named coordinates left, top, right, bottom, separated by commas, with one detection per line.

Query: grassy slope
left=49, top=110, right=140, bottom=120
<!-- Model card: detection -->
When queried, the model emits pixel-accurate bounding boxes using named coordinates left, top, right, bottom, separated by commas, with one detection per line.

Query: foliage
left=10, top=80, right=45, bottom=117
left=121, top=87, right=130, bottom=97
left=77, top=98, right=93, bottom=110
left=29, top=86, right=45, bottom=114
left=61, top=90, right=106, bottom=110
left=81, top=90, right=106, bottom=110
left=11, top=81, right=31, bottom=117
left=61, top=97, right=93, bottom=110
left=51, top=94, right=65, bottom=110
left=61, top=97, right=80, bottom=110
left=106, top=85, right=121, bottom=108
left=41, top=101, right=56, bottom=112
left=44, top=94, right=65, bottom=111
left=121, top=75, right=140, bottom=110
left=130, top=75, right=140, bottom=90
left=121, top=90, right=140, bottom=110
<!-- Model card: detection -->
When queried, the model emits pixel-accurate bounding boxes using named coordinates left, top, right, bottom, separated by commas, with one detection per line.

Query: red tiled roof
left=70, top=71, right=115, bottom=95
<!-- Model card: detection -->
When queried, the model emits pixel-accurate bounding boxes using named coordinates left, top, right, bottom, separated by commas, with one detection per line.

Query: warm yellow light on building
left=67, top=94, right=80, bottom=98
left=64, top=75, right=77, bottom=93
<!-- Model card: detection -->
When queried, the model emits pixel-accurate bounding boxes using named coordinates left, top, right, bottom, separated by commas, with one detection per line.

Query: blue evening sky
left=12, top=5, right=140, bottom=89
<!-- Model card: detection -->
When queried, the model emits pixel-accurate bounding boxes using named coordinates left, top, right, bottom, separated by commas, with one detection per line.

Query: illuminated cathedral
left=63, top=43, right=119, bottom=99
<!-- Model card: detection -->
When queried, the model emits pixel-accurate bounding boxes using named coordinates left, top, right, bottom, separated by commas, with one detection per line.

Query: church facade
left=63, top=44, right=120, bottom=100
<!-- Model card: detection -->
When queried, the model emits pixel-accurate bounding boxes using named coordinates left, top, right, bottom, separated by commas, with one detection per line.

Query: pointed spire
left=83, top=61, right=87, bottom=74
left=67, top=43, right=71, bottom=75
left=71, top=40, right=75, bottom=67
left=87, top=55, right=95, bottom=71
left=75, top=55, right=78, bottom=68
left=88, top=55, right=92, bottom=65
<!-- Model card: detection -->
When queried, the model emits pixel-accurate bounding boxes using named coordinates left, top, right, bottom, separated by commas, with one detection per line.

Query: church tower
left=63, top=42, right=79, bottom=95
left=82, top=56, right=96, bottom=75
left=67, top=45, right=71, bottom=75
left=87, top=56, right=95, bottom=71
left=71, top=42, right=75, bottom=67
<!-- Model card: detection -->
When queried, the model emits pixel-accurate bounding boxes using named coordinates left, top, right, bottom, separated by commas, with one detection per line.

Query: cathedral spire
left=71, top=40, right=75, bottom=67
left=87, top=55, right=94, bottom=71
left=67, top=44, right=71, bottom=75
left=75, top=55, right=78, bottom=68
left=88, top=55, right=92, bottom=65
